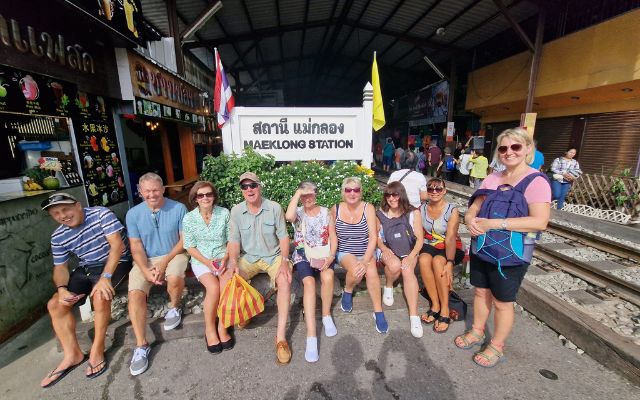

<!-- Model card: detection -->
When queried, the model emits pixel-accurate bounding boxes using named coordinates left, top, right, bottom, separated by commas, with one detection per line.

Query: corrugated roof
left=140, top=0, right=630, bottom=105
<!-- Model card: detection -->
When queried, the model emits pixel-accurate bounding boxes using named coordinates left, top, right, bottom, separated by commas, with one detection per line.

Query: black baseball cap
left=41, top=193, right=78, bottom=210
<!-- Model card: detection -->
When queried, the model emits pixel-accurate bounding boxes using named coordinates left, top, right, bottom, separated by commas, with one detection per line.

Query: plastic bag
left=217, top=274, right=265, bottom=328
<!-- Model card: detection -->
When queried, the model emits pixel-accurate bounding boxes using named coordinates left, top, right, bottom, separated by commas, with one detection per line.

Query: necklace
left=344, top=203, right=361, bottom=222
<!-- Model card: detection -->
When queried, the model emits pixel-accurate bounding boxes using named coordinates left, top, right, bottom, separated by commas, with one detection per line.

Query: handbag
left=448, top=291, right=467, bottom=321
left=301, top=217, right=331, bottom=268
left=217, top=274, right=265, bottom=328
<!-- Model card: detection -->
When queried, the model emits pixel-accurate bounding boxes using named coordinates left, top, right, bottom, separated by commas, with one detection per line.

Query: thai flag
left=214, top=48, right=235, bottom=128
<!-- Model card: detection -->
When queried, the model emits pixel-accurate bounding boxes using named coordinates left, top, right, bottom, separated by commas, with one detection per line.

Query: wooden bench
left=165, top=176, right=198, bottom=194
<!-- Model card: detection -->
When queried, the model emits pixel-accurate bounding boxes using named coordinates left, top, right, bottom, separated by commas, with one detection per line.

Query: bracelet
left=56, top=285, right=68, bottom=290
left=446, top=259, right=454, bottom=264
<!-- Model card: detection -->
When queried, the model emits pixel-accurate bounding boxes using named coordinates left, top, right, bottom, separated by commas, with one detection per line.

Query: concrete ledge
left=518, top=280, right=640, bottom=385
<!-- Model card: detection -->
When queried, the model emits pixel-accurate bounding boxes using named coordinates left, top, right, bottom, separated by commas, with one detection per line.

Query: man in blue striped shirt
left=40, top=193, right=130, bottom=388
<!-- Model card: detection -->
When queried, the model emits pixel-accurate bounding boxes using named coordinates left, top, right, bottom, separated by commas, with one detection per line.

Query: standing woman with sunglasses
left=418, top=178, right=465, bottom=333
left=331, top=177, right=388, bottom=333
left=457, top=127, right=550, bottom=367
left=182, top=181, right=234, bottom=353
left=285, top=181, right=338, bottom=362
left=376, top=182, right=424, bottom=337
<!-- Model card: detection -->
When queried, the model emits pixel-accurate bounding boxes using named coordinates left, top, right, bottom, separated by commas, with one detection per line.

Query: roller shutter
left=580, top=111, right=640, bottom=175
left=534, top=117, right=574, bottom=166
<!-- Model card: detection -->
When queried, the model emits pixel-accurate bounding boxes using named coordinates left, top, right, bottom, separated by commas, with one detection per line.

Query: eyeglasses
left=344, top=187, right=361, bottom=193
left=240, top=182, right=259, bottom=190
left=384, top=192, right=399, bottom=198
left=151, top=211, right=159, bottom=229
left=196, top=192, right=215, bottom=199
left=497, top=143, right=523, bottom=154
left=427, top=186, right=444, bottom=193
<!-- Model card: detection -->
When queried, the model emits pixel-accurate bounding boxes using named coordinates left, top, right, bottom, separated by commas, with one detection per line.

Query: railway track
left=376, top=173, right=640, bottom=304
left=375, top=171, right=640, bottom=383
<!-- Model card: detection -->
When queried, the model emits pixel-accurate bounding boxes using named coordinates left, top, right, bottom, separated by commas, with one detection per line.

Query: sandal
left=454, top=329, right=485, bottom=349
left=473, top=343, right=505, bottom=368
left=420, top=309, right=440, bottom=325
left=41, top=354, right=88, bottom=388
left=86, top=359, right=108, bottom=379
left=433, top=315, right=451, bottom=333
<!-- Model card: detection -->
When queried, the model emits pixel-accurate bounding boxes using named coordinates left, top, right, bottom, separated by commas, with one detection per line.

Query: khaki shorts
left=128, top=252, right=190, bottom=296
left=238, top=255, right=292, bottom=288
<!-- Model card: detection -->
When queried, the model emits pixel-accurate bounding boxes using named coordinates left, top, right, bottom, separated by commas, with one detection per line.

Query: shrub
left=200, top=148, right=381, bottom=211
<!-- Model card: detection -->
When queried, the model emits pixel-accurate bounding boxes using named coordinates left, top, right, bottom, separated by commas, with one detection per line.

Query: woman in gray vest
left=376, top=181, right=424, bottom=338
left=418, top=178, right=465, bottom=334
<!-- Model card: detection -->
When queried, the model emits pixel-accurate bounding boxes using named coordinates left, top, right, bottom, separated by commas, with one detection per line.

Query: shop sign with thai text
left=127, top=51, right=201, bottom=115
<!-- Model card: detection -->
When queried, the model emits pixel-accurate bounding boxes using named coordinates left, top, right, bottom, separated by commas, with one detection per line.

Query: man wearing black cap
left=39, top=193, right=130, bottom=388
left=227, top=172, right=293, bottom=365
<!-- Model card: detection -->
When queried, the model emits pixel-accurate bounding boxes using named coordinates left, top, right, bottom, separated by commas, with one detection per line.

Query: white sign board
left=221, top=85, right=374, bottom=167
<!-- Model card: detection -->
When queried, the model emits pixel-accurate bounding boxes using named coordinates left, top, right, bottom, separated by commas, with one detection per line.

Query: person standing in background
left=427, top=142, right=442, bottom=177
left=469, top=149, right=488, bottom=188
left=529, top=141, right=545, bottom=171
left=550, top=148, right=582, bottom=210
left=382, top=138, right=395, bottom=172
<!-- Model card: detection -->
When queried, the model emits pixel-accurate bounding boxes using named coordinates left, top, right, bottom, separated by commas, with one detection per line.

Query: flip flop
left=86, top=359, right=108, bottom=379
left=41, top=354, right=88, bottom=388
left=420, top=309, right=440, bottom=325
left=433, top=316, right=451, bottom=333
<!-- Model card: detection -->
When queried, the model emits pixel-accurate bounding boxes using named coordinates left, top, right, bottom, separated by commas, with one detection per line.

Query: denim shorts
left=335, top=251, right=364, bottom=264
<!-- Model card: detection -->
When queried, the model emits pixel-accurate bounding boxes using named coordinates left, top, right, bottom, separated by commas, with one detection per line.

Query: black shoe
left=205, top=333, right=222, bottom=354
left=221, top=337, right=235, bottom=351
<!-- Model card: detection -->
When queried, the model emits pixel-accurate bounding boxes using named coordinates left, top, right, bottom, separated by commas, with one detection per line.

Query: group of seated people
left=40, top=127, right=551, bottom=388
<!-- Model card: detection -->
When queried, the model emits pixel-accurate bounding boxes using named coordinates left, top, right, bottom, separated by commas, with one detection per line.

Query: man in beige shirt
left=227, top=172, right=293, bottom=365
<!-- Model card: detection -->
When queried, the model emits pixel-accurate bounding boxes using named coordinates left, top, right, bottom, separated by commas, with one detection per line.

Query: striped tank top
left=335, top=203, right=369, bottom=257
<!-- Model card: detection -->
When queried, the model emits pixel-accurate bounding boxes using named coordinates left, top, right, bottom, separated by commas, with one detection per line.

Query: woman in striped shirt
left=330, top=177, right=388, bottom=333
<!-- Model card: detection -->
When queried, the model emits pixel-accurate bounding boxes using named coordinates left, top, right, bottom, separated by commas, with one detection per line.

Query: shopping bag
left=217, top=274, right=265, bottom=328
left=448, top=291, right=468, bottom=321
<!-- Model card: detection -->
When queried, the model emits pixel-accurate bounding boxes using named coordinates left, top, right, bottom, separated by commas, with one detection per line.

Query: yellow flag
left=372, top=53, right=385, bottom=131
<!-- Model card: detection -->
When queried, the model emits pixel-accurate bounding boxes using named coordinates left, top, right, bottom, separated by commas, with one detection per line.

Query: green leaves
left=200, top=149, right=381, bottom=210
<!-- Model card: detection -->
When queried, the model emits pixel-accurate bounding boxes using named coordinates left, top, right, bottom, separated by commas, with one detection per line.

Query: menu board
left=72, top=96, right=128, bottom=207
left=135, top=96, right=200, bottom=126
left=0, top=63, right=128, bottom=206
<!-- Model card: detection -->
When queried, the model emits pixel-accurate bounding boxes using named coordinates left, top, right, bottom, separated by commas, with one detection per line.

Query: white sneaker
left=129, top=345, right=151, bottom=376
left=163, top=307, right=182, bottom=331
left=382, top=287, right=394, bottom=307
left=410, top=316, right=423, bottom=338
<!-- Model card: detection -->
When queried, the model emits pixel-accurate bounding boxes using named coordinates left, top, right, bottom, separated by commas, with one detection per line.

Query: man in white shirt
left=388, top=169, right=428, bottom=208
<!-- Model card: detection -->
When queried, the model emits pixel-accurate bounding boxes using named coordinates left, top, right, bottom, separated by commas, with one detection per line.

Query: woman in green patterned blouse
left=183, top=181, right=234, bottom=354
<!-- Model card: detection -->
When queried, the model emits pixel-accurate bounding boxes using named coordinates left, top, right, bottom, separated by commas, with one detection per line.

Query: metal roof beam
left=183, top=18, right=338, bottom=49
left=240, top=0, right=273, bottom=88
left=492, top=0, right=535, bottom=52
left=378, top=0, right=444, bottom=60
left=335, top=0, right=408, bottom=85
left=213, top=14, right=258, bottom=84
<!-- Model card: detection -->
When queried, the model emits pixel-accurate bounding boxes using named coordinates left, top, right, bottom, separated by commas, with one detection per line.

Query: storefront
left=115, top=49, right=206, bottom=197
left=0, top=0, right=142, bottom=340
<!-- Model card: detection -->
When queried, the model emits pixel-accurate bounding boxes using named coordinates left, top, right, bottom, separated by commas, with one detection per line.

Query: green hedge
left=200, top=148, right=381, bottom=211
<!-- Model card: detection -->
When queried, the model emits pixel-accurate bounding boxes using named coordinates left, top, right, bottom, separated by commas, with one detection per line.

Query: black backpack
left=376, top=210, right=416, bottom=258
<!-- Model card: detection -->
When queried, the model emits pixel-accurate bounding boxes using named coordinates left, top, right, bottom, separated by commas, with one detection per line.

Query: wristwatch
left=446, top=259, right=454, bottom=265
left=500, top=219, right=508, bottom=230
left=102, top=272, right=113, bottom=279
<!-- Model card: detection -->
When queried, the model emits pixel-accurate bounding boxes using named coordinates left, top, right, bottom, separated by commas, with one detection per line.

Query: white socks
left=323, top=315, right=337, bottom=337
left=383, top=286, right=394, bottom=306
left=305, top=336, right=319, bottom=363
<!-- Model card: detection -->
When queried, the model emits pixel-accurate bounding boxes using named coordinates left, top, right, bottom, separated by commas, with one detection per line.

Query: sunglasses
left=344, top=187, right=361, bottom=193
left=240, top=182, right=259, bottom=190
left=427, top=186, right=444, bottom=193
left=497, top=143, right=523, bottom=154
left=196, top=192, right=215, bottom=199
left=384, top=192, right=400, bottom=198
